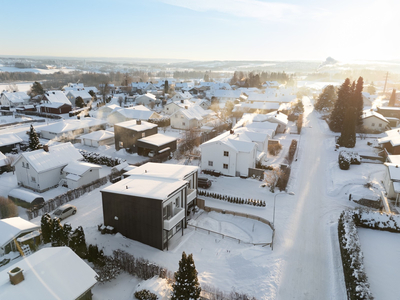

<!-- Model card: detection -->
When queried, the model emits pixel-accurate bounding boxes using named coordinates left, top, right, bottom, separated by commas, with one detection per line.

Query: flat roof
left=101, top=175, right=187, bottom=200
left=115, top=119, right=157, bottom=131
left=124, top=162, right=198, bottom=180
left=138, top=133, right=177, bottom=147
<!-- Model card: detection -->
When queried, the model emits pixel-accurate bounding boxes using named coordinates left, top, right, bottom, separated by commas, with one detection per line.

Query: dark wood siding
left=114, top=125, right=158, bottom=153
left=101, top=191, right=163, bottom=250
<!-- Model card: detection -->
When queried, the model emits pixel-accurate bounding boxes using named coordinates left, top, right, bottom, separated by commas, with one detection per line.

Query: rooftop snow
left=1, top=91, right=29, bottom=103
left=0, top=151, right=7, bottom=167
left=0, top=133, right=23, bottom=147
left=385, top=163, right=400, bottom=181
left=115, top=119, right=157, bottom=131
left=39, top=118, right=106, bottom=134
left=43, top=90, right=71, bottom=105
left=125, top=162, right=198, bottom=180
left=109, top=107, right=158, bottom=121
left=362, top=110, right=389, bottom=123
left=0, top=247, right=97, bottom=300
left=15, top=142, right=82, bottom=173
left=80, top=130, right=114, bottom=141
left=63, top=161, right=101, bottom=176
left=0, top=217, right=39, bottom=247
left=66, top=90, right=92, bottom=99
left=101, top=176, right=187, bottom=200
left=201, top=130, right=256, bottom=153
left=138, top=133, right=177, bottom=147
left=8, top=189, right=43, bottom=203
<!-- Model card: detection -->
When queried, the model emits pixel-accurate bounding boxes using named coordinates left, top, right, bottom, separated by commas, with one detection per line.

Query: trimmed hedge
left=134, top=290, right=158, bottom=300
left=198, top=190, right=266, bottom=207
left=79, top=149, right=126, bottom=167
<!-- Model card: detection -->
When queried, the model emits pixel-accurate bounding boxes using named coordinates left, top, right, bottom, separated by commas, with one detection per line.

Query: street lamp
left=271, top=191, right=294, bottom=250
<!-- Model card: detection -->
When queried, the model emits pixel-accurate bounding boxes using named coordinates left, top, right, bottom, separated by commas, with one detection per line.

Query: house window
left=379, top=123, right=382, bottom=127
left=31, top=177, right=36, bottom=182
left=119, top=141, right=123, bottom=147
left=371, top=123, right=375, bottom=127
left=224, top=151, right=229, bottom=157
left=223, top=164, right=228, bottom=169
left=208, top=161, right=213, bottom=166
left=26, top=163, right=29, bottom=169
left=175, top=197, right=180, bottom=208
left=22, top=162, right=25, bottom=168
left=142, top=132, right=145, bottom=137
left=182, top=122, right=185, bottom=126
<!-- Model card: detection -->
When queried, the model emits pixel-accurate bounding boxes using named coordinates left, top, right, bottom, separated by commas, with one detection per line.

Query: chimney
left=230, top=129, right=234, bottom=134
left=137, top=119, right=142, bottom=125
left=43, top=145, right=49, bottom=152
left=8, top=267, right=24, bottom=285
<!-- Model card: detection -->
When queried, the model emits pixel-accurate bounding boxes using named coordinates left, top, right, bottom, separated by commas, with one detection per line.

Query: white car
left=52, top=204, right=77, bottom=220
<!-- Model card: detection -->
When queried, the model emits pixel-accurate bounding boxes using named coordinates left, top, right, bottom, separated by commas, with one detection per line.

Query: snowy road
left=276, top=97, right=346, bottom=299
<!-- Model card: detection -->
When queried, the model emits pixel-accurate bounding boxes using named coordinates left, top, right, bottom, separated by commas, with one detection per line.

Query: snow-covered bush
left=95, top=255, right=121, bottom=284
left=338, top=210, right=373, bottom=300
left=197, top=190, right=266, bottom=207
left=286, top=139, right=297, bottom=164
left=339, top=150, right=361, bottom=170
left=79, top=149, right=125, bottom=167
left=134, top=289, right=158, bottom=300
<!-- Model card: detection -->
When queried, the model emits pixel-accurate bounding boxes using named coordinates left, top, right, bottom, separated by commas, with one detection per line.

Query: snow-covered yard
left=358, top=228, right=400, bottom=300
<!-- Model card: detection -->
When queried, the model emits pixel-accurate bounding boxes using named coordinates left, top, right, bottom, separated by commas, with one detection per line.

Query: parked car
left=52, top=204, right=77, bottom=220
left=198, top=177, right=212, bottom=189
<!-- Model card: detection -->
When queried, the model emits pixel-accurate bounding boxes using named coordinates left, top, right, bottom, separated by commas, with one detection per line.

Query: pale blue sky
left=1, top=0, right=399, bottom=61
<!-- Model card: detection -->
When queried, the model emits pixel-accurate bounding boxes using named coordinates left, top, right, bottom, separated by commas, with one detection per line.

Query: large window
left=208, top=161, right=213, bottom=166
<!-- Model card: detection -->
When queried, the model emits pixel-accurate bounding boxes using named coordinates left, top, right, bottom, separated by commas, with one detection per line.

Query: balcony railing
left=164, top=207, right=185, bottom=231
left=187, top=188, right=196, bottom=204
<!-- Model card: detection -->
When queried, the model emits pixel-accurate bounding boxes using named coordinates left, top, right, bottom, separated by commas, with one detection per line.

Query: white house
left=107, top=106, right=161, bottom=125
left=170, top=105, right=209, bottom=130
left=39, top=118, right=107, bottom=140
left=200, top=130, right=257, bottom=177
left=0, top=217, right=40, bottom=257
left=163, top=99, right=208, bottom=115
left=65, top=90, right=92, bottom=106
left=62, top=161, right=102, bottom=189
left=42, top=90, right=71, bottom=105
left=135, top=93, right=158, bottom=106
left=383, top=163, right=400, bottom=203
left=361, top=110, right=390, bottom=132
left=264, top=111, right=289, bottom=133
left=131, top=82, right=157, bottom=93
left=12, top=143, right=83, bottom=192
left=209, top=90, right=244, bottom=103
left=0, top=247, right=98, bottom=300
left=0, top=91, right=29, bottom=107
left=170, top=92, right=193, bottom=102
left=80, top=130, right=115, bottom=147
left=96, top=104, right=121, bottom=119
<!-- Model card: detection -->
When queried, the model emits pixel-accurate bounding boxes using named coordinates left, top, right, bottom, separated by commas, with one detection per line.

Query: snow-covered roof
left=387, top=155, right=400, bottom=165
left=40, top=102, right=70, bottom=109
left=136, top=93, right=157, bottom=101
left=377, top=106, right=400, bottom=111
left=39, top=118, right=107, bottom=134
left=201, top=130, right=256, bottom=153
left=80, top=130, right=114, bottom=141
left=385, top=163, right=400, bottom=181
left=43, top=91, right=71, bottom=105
left=265, top=111, right=289, bottom=126
left=66, top=90, right=92, bottom=99
left=174, top=91, right=193, bottom=100
left=101, top=176, right=187, bottom=201
left=14, top=142, right=82, bottom=173
left=125, top=162, right=198, bottom=180
left=0, top=247, right=97, bottom=300
left=0, top=133, right=23, bottom=147
left=138, top=133, right=177, bottom=147
left=234, top=102, right=281, bottom=111
left=362, top=110, right=389, bottom=123
left=247, top=93, right=296, bottom=103
left=1, top=91, right=29, bottom=103
left=109, top=107, right=159, bottom=121
left=174, top=105, right=208, bottom=121
left=115, top=119, right=157, bottom=131
left=212, top=90, right=242, bottom=99
left=63, top=161, right=101, bottom=176
left=0, top=151, right=7, bottom=167
left=8, top=189, right=43, bottom=203
left=83, top=86, right=98, bottom=93
left=0, top=217, right=39, bottom=248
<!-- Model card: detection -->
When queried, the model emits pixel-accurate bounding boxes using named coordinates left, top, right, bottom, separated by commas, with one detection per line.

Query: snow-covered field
left=358, top=228, right=400, bottom=300
left=0, top=65, right=78, bottom=74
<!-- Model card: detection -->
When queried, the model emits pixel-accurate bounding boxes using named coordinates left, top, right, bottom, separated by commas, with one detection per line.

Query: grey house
left=101, top=163, right=199, bottom=250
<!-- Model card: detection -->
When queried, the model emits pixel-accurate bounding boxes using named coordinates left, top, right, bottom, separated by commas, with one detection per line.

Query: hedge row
left=338, top=210, right=373, bottom=300
left=287, top=139, right=297, bottom=164
left=198, top=190, right=266, bottom=207
left=79, top=149, right=126, bottom=167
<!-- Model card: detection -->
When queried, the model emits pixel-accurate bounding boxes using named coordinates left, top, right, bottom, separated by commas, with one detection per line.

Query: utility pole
left=383, top=72, right=389, bottom=96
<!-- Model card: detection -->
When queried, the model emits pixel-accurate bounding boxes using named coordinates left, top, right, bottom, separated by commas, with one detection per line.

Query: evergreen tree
left=51, top=217, right=63, bottom=246
left=28, top=81, right=44, bottom=98
left=353, top=77, right=364, bottom=127
left=61, top=223, right=72, bottom=246
left=171, top=252, right=201, bottom=300
left=338, top=81, right=357, bottom=148
left=70, top=226, right=87, bottom=258
left=75, top=96, right=85, bottom=108
left=28, top=125, right=42, bottom=150
left=315, top=85, right=337, bottom=112
left=40, top=213, right=53, bottom=244
left=164, top=80, right=169, bottom=95
left=389, top=89, right=397, bottom=107
left=329, top=78, right=351, bottom=132
left=367, top=83, right=376, bottom=95
left=292, top=100, right=304, bottom=115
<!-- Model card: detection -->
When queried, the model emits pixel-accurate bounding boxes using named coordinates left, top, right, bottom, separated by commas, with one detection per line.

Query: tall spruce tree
left=51, top=217, right=63, bottom=246
left=164, top=80, right=169, bottom=95
left=338, top=81, right=357, bottom=148
left=315, top=85, right=337, bottom=113
left=40, top=213, right=53, bottom=244
left=28, top=125, right=42, bottom=150
left=70, top=226, right=87, bottom=258
left=353, top=77, right=364, bottom=127
left=389, top=89, right=397, bottom=107
left=329, top=78, right=351, bottom=132
left=171, top=252, right=201, bottom=300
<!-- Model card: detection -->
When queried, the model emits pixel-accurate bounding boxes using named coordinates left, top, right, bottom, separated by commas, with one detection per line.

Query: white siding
left=362, top=116, right=388, bottom=132
left=201, top=142, right=237, bottom=176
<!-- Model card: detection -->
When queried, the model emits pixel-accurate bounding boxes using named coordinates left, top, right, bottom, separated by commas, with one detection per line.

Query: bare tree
left=6, top=84, right=19, bottom=92
left=118, top=96, right=124, bottom=107
left=0, top=196, right=18, bottom=219
left=99, top=82, right=111, bottom=103
left=264, top=167, right=282, bottom=193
